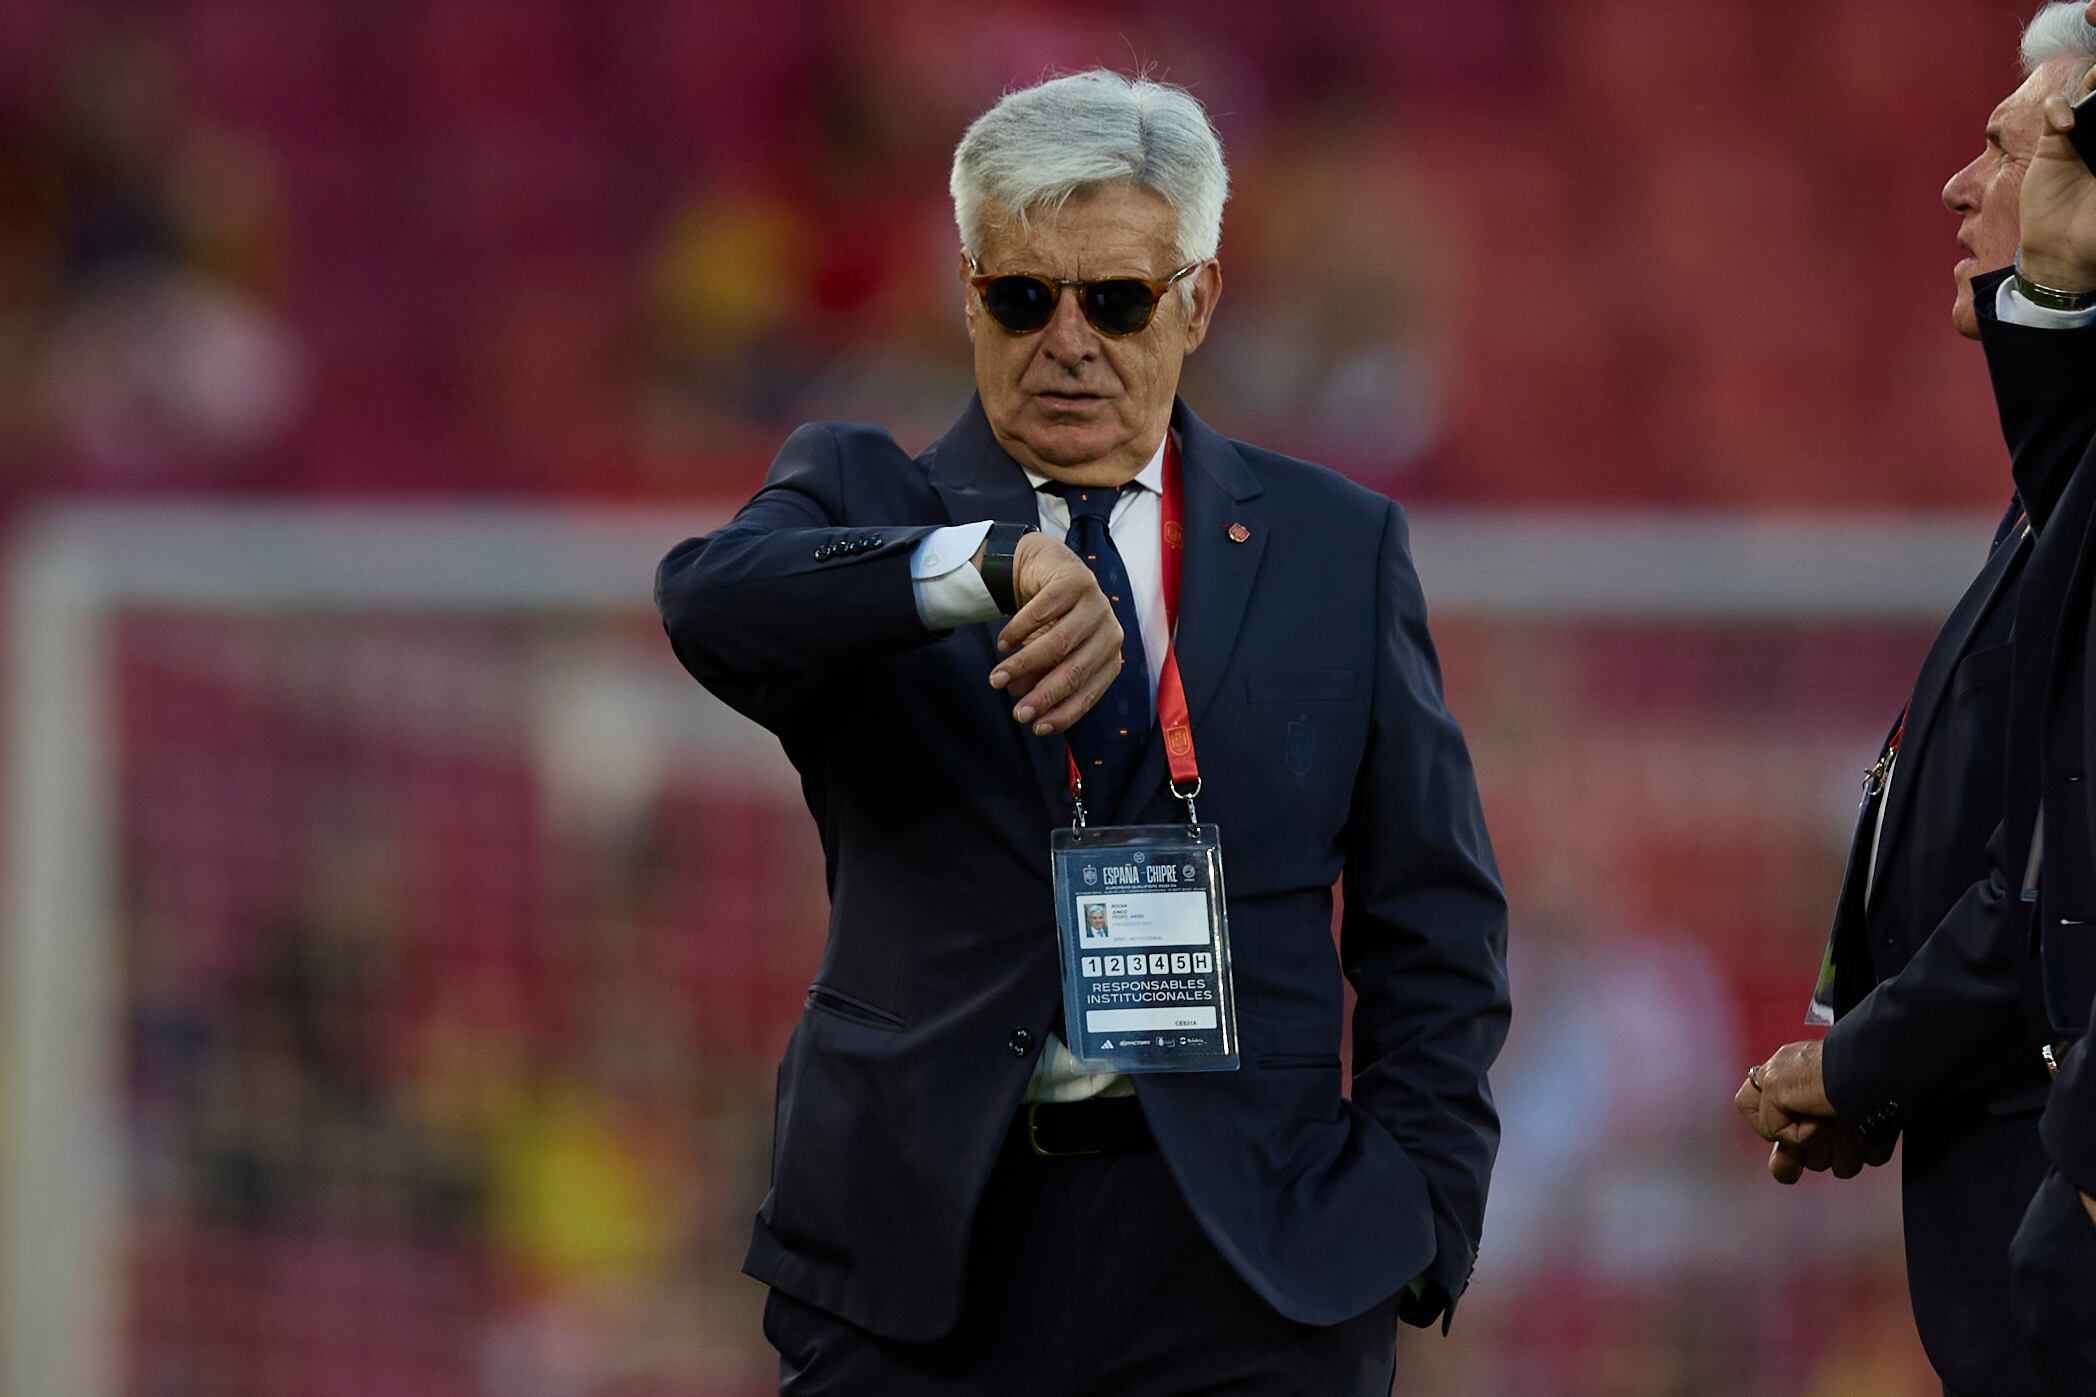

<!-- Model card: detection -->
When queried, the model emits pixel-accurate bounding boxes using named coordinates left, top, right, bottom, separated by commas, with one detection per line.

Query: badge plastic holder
left=1050, top=784, right=1239, bottom=1074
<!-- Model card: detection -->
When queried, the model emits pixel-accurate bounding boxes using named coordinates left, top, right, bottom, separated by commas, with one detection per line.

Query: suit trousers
left=765, top=1119, right=1403, bottom=1396
left=2009, top=1169, right=2096, bottom=1396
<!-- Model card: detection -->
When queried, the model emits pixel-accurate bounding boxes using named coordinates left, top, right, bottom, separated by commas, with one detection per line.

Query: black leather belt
left=1010, top=1097, right=1154, bottom=1158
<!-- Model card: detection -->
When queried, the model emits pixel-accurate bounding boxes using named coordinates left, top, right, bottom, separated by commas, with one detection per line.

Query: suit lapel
left=1109, top=401, right=1267, bottom=825
left=924, top=397, right=1073, bottom=824
left=1819, top=708, right=1903, bottom=1015
left=1872, top=517, right=2028, bottom=883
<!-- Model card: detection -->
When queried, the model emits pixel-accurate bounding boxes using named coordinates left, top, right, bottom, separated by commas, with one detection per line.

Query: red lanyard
left=1156, top=437, right=1196, bottom=790
left=1864, top=709, right=1904, bottom=798
left=1063, top=436, right=1201, bottom=809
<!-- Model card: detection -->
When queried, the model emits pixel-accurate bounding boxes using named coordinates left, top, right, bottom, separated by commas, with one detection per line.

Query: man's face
left=962, top=182, right=1222, bottom=486
left=1944, top=55, right=2087, bottom=338
left=1086, top=906, right=1106, bottom=929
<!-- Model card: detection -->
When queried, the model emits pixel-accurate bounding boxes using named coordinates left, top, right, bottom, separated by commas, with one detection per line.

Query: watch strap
left=980, top=521, right=1037, bottom=615
left=2015, top=252, right=2096, bottom=312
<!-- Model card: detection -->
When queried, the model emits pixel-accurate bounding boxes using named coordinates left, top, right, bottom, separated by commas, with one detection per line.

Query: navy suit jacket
left=656, top=396, right=1509, bottom=1341
left=1815, top=492, right=2045, bottom=1393
left=1815, top=512, right=2044, bottom=1397
left=1822, top=269, right=2096, bottom=1133
left=1821, top=271, right=2096, bottom=1392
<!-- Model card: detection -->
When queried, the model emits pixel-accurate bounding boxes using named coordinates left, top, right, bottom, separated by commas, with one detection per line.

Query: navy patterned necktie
left=1040, top=480, right=1153, bottom=816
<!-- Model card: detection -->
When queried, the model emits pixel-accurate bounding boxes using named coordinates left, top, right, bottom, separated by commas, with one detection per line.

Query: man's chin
left=1952, top=290, right=1980, bottom=341
left=1009, top=418, right=1119, bottom=469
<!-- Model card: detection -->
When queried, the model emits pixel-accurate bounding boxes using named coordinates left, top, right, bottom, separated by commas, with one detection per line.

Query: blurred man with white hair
left=1736, top=7, right=2096, bottom=1393
left=659, top=70, right=1507, bottom=1394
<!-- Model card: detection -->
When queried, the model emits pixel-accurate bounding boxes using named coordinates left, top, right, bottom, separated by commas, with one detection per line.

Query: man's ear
left=1182, top=260, right=1222, bottom=355
left=958, top=250, right=980, bottom=337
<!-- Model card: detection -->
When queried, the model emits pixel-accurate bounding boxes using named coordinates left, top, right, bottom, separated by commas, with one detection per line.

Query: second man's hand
left=1737, top=1039, right=1838, bottom=1179
left=1737, top=1039, right=1835, bottom=1140
left=987, top=532, right=1125, bottom=737
left=1768, top=1121, right=1889, bottom=1185
left=2017, top=60, right=2096, bottom=291
left=1735, top=1039, right=1895, bottom=1183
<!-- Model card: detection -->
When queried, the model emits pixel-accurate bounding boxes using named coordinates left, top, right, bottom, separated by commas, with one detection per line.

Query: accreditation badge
left=1046, top=449, right=1237, bottom=1074
left=1050, top=822, right=1239, bottom=1074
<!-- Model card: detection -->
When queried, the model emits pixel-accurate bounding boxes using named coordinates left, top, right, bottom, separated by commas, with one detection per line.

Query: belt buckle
left=1025, top=1101, right=1102, bottom=1158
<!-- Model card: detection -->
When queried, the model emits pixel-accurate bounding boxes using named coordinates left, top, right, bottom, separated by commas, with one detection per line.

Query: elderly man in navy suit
left=1735, top=8, right=2096, bottom=1394
left=658, top=70, right=1508, bottom=1396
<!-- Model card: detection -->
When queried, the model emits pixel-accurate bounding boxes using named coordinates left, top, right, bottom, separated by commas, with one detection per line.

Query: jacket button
left=813, top=545, right=832, bottom=560
left=1006, top=1028, right=1033, bottom=1057
left=866, top=534, right=883, bottom=548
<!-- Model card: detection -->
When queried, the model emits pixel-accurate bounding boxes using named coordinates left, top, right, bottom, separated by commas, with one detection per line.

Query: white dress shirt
left=909, top=433, right=1173, bottom=1101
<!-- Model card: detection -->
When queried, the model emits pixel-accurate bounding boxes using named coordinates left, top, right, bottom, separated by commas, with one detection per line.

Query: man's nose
left=1943, top=155, right=1983, bottom=215
left=1039, top=287, right=1099, bottom=366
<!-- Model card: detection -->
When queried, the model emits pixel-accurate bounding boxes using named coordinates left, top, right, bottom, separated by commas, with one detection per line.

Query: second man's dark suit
left=1818, top=267, right=2096, bottom=1397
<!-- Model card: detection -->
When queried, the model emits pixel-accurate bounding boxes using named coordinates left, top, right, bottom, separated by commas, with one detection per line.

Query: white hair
left=2022, top=2, right=2096, bottom=76
left=949, top=69, right=1229, bottom=282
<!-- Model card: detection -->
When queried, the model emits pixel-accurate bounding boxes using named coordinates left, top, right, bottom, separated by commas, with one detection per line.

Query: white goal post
left=0, top=502, right=1991, bottom=1397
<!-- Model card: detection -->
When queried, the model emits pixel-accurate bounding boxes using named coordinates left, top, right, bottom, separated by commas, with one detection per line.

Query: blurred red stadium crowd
left=0, top=2, right=2032, bottom=1394
left=0, top=0, right=2037, bottom=510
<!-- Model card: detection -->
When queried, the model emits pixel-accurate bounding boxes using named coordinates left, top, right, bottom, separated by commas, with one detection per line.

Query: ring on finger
left=1746, top=1064, right=1765, bottom=1091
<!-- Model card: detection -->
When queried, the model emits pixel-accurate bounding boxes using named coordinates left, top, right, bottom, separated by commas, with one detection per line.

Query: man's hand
left=2018, top=61, right=2096, bottom=291
left=1767, top=1122, right=1894, bottom=1185
left=1735, top=1039, right=1897, bottom=1184
left=1734, top=1040, right=1836, bottom=1144
left=987, top=533, right=1124, bottom=736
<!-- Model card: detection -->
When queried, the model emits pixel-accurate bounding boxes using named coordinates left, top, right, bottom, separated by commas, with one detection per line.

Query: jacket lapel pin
left=1227, top=522, right=1251, bottom=544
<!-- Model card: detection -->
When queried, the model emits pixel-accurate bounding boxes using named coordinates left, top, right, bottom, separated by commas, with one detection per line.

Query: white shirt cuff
left=911, top=521, right=1000, bottom=630
left=1997, top=276, right=2096, bottom=330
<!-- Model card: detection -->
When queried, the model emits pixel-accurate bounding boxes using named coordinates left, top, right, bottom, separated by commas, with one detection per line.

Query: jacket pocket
left=806, top=983, right=906, bottom=1031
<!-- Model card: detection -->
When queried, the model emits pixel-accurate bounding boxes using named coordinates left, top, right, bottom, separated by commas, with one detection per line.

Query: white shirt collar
left=1021, top=433, right=1170, bottom=496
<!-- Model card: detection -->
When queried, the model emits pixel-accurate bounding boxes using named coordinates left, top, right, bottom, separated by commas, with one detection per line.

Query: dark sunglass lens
left=983, top=276, right=1055, bottom=332
left=1084, top=280, right=1160, bottom=335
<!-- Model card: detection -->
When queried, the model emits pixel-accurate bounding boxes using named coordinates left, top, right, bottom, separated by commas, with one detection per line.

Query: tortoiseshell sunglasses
left=966, top=255, right=1201, bottom=337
